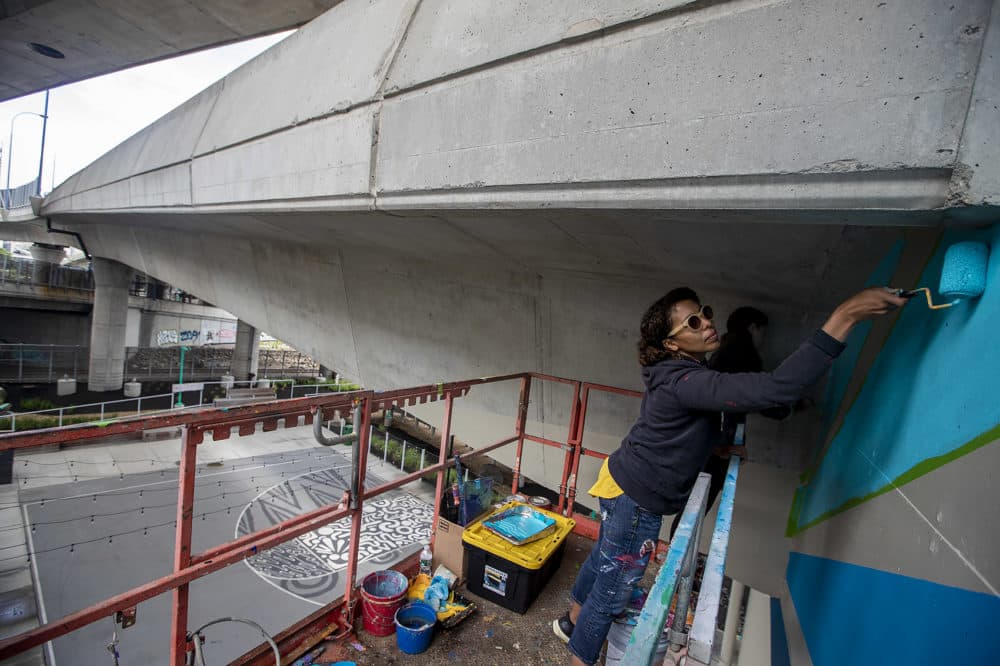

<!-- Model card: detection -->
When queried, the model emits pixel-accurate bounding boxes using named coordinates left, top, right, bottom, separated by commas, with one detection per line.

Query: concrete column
left=87, top=258, right=132, bottom=392
left=230, top=319, right=260, bottom=380
left=137, top=310, right=156, bottom=348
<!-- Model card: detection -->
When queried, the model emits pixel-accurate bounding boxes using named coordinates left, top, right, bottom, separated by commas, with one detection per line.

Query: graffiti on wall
left=789, top=225, right=1000, bottom=534
left=155, top=322, right=236, bottom=346
left=201, top=320, right=237, bottom=344
left=156, top=330, right=178, bottom=346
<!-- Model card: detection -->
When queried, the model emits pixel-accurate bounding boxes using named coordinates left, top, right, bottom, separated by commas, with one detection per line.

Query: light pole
left=4, top=90, right=49, bottom=209
left=175, top=345, right=191, bottom=408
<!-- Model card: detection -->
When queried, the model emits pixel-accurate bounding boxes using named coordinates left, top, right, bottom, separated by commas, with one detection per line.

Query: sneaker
left=552, top=613, right=575, bottom=644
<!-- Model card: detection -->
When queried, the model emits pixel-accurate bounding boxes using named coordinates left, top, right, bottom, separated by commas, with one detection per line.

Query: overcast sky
left=0, top=31, right=291, bottom=193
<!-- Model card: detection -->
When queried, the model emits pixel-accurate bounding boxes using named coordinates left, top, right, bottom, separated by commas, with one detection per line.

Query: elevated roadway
left=0, top=1, right=340, bottom=101
left=9, top=0, right=1000, bottom=491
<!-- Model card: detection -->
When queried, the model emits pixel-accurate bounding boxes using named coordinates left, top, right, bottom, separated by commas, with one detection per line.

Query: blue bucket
left=394, top=602, right=436, bottom=655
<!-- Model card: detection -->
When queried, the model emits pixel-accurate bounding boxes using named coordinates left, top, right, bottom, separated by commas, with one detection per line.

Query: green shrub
left=19, top=398, right=56, bottom=412
left=0, top=414, right=97, bottom=432
left=403, top=448, right=422, bottom=471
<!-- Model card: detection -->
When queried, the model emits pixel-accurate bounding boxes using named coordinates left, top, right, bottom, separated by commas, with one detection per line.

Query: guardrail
left=0, top=379, right=355, bottom=433
left=0, top=371, right=740, bottom=665
left=622, top=430, right=743, bottom=665
left=0, top=254, right=93, bottom=291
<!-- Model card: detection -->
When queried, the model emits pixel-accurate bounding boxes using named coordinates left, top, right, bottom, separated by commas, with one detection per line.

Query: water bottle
left=419, top=543, right=433, bottom=577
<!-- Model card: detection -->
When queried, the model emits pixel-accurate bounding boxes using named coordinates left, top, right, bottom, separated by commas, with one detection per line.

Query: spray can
left=419, top=543, right=433, bottom=577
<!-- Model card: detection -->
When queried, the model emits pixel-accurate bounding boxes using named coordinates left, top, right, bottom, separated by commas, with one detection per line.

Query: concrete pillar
left=137, top=310, right=156, bottom=348
left=87, top=258, right=132, bottom=392
left=230, top=320, right=260, bottom=380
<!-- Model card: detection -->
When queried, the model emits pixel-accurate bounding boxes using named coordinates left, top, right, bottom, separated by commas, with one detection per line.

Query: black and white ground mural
left=237, top=461, right=434, bottom=605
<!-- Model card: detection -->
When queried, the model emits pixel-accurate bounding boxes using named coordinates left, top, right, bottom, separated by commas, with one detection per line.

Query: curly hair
left=637, top=287, right=700, bottom=366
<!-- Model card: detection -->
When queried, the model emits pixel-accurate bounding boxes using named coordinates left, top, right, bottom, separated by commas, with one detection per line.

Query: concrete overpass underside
left=0, top=0, right=341, bottom=101
left=22, top=0, right=1000, bottom=472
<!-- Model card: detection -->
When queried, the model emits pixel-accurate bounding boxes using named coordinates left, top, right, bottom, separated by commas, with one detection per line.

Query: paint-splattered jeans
left=568, top=493, right=662, bottom=665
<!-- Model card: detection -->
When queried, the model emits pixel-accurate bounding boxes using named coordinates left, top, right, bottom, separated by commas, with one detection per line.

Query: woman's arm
left=673, top=288, right=906, bottom=412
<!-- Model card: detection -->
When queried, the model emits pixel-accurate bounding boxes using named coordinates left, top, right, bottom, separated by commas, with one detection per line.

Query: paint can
left=504, top=494, right=527, bottom=504
left=360, top=570, right=409, bottom=637
left=528, top=495, right=551, bottom=509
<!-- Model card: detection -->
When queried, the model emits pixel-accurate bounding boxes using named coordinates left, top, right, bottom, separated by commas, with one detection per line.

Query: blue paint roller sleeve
left=939, top=241, right=989, bottom=300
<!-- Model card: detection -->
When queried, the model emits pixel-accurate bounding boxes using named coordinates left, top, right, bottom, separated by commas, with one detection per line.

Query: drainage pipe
left=312, top=406, right=358, bottom=447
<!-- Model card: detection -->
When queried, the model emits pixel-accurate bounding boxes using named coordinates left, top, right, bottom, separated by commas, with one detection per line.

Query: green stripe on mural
left=787, top=422, right=1000, bottom=536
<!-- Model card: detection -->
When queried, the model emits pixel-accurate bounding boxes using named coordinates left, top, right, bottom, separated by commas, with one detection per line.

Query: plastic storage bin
left=462, top=502, right=575, bottom=613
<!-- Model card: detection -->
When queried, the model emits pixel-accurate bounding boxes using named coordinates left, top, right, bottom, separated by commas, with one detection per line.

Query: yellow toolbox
left=461, top=502, right=575, bottom=613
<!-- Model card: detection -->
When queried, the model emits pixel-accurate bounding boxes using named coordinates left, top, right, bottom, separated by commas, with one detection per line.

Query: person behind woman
left=553, top=286, right=906, bottom=666
left=667, top=305, right=787, bottom=537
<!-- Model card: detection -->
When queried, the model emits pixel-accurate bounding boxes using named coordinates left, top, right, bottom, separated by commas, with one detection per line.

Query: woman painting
left=553, top=286, right=906, bottom=665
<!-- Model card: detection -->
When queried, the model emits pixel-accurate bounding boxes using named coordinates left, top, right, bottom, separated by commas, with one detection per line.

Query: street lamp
left=4, top=90, right=49, bottom=209
left=175, top=345, right=191, bottom=408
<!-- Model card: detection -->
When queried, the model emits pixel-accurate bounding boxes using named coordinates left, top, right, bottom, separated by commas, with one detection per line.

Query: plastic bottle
left=419, top=543, right=433, bottom=577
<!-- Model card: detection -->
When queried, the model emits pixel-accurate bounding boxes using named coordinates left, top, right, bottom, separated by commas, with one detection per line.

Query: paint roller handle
left=821, top=287, right=909, bottom=342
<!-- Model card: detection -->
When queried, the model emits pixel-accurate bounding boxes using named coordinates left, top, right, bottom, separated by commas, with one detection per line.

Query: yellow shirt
left=588, top=457, right=624, bottom=499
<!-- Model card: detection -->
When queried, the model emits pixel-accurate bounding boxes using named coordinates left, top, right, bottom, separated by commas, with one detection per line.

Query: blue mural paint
left=769, top=597, right=790, bottom=666
left=796, top=225, right=999, bottom=527
left=787, top=552, right=1000, bottom=665
left=814, top=238, right=905, bottom=457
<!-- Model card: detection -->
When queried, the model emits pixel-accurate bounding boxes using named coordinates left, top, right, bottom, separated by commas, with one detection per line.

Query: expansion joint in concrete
left=379, top=0, right=747, bottom=101
left=369, top=0, right=425, bottom=206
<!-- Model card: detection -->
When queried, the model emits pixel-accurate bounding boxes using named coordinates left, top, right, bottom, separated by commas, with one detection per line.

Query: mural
left=788, top=552, right=1000, bottom=665
left=789, top=225, right=1000, bottom=533
left=237, top=466, right=433, bottom=604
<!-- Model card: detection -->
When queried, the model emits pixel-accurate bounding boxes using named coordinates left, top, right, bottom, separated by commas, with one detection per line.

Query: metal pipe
left=343, top=397, right=371, bottom=614
left=562, top=384, right=587, bottom=516
left=171, top=427, right=198, bottom=666
left=349, top=404, right=361, bottom=510
left=311, top=407, right=357, bottom=446
left=35, top=91, right=49, bottom=196
left=431, top=392, right=455, bottom=551
left=511, top=376, right=531, bottom=494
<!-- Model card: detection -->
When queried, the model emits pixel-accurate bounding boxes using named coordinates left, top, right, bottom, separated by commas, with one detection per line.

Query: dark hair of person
left=637, top=287, right=700, bottom=366
left=711, top=306, right=768, bottom=373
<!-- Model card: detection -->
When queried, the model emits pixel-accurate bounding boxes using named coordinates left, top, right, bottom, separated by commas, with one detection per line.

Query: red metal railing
left=0, top=371, right=643, bottom=664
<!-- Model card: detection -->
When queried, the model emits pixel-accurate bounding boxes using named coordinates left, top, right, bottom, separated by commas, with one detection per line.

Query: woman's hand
left=822, top=287, right=908, bottom=341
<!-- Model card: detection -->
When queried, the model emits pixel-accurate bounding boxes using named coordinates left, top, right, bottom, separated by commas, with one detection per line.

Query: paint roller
left=896, top=241, right=990, bottom=309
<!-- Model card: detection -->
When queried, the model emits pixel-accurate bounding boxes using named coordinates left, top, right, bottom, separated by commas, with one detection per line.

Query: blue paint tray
left=481, top=504, right=557, bottom=546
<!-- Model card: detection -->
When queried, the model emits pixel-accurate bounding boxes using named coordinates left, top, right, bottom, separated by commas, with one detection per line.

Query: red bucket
left=360, top=570, right=409, bottom=637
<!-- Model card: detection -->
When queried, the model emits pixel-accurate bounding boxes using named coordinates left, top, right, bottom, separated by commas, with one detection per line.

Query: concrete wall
left=0, top=308, right=90, bottom=346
